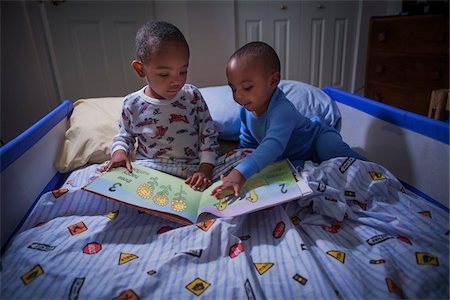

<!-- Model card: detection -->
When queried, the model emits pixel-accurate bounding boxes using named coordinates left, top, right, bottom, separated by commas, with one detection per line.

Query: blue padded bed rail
left=0, top=100, right=74, bottom=172
left=324, top=86, right=449, bottom=212
left=323, top=87, right=449, bottom=145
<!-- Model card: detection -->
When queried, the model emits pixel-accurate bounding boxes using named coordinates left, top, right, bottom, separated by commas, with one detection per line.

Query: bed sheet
left=1, top=157, right=448, bottom=299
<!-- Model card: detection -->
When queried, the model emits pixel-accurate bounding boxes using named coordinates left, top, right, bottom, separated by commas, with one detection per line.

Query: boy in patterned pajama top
left=105, top=21, right=220, bottom=191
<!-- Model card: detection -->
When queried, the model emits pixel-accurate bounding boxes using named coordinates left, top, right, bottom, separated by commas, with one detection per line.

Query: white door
left=298, top=1, right=359, bottom=90
left=43, top=0, right=153, bottom=101
left=236, top=0, right=359, bottom=90
left=236, top=0, right=301, bottom=80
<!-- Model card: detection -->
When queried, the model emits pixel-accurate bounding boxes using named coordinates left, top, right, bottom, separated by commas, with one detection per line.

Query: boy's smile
left=226, top=56, right=279, bottom=117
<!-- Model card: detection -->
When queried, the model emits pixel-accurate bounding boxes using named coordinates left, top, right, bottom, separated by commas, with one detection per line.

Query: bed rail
left=324, top=87, right=449, bottom=210
left=0, top=100, right=73, bottom=251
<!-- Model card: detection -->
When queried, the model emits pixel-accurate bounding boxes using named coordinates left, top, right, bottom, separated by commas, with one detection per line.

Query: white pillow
left=200, top=80, right=341, bottom=141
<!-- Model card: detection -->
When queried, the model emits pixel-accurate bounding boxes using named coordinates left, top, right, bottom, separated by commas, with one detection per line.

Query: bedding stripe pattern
left=1, top=156, right=448, bottom=299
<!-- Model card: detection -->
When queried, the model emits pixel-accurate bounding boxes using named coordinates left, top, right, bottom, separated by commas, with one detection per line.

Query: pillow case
left=199, top=85, right=241, bottom=141
left=200, top=80, right=341, bottom=141
left=54, top=97, right=122, bottom=173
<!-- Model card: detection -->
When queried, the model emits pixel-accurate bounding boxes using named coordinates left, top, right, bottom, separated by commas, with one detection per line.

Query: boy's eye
left=159, top=74, right=169, bottom=77
left=243, top=86, right=252, bottom=91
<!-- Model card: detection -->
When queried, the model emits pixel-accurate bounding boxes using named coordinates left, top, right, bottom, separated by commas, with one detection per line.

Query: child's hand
left=103, top=150, right=132, bottom=173
left=210, top=169, right=245, bottom=198
left=185, top=172, right=212, bottom=191
left=185, top=163, right=214, bottom=191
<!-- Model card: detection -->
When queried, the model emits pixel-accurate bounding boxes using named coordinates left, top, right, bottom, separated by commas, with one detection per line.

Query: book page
left=83, top=163, right=202, bottom=224
left=197, top=160, right=310, bottom=219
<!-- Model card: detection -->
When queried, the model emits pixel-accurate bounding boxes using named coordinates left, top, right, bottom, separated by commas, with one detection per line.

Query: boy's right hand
left=210, top=169, right=246, bottom=198
left=104, top=150, right=132, bottom=173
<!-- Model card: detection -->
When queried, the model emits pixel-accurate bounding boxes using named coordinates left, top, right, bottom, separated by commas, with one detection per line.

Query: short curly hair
left=229, top=41, right=280, bottom=73
left=135, top=21, right=188, bottom=63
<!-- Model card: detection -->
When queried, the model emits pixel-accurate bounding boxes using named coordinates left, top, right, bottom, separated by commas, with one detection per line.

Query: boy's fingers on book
left=126, top=161, right=133, bottom=173
left=233, top=185, right=240, bottom=196
left=210, top=187, right=222, bottom=197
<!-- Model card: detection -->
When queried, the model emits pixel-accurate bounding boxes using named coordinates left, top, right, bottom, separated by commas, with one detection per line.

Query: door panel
left=44, top=1, right=153, bottom=101
left=237, top=1, right=301, bottom=80
left=237, top=0, right=358, bottom=90
left=299, top=1, right=358, bottom=90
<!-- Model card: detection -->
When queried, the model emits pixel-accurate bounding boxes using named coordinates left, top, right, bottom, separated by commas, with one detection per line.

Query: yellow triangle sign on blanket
left=327, top=250, right=346, bottom=263
left=254, top=263, right=274, bottom=275
left=105, top=210, right=119, bottom=220
left=119, top=252, right=139, bottom=265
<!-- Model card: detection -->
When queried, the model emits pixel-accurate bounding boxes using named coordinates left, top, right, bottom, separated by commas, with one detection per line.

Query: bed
left=1, top=80, right=448, bottom=299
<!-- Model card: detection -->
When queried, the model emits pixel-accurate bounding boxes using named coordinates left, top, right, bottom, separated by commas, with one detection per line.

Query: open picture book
left=83, top=159, right=312, bottom=225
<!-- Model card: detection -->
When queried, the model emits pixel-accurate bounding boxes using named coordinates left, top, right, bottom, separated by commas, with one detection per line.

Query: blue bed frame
left=1, top=88, right=448, bottom=253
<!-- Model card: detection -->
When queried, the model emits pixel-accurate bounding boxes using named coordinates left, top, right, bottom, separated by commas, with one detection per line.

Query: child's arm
left=195, top=88, right=220, bottom=166
left=186, top=88, right=219, bottom=191
left=210, top=169, right=246, bottom=197
left=104, top=100, right=136, bottom=172
left=235, top=105, right=297, bottom=180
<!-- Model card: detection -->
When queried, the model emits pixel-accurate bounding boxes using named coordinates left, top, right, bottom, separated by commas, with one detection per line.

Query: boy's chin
left=165, top=90, right=180, bottom=99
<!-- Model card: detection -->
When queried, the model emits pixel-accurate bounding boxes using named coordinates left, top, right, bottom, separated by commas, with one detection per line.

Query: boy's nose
left=172, top=75, right=182, bottom=83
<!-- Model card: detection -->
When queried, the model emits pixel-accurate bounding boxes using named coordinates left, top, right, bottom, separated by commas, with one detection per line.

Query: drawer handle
left=377, top=32, right=386, bottom=42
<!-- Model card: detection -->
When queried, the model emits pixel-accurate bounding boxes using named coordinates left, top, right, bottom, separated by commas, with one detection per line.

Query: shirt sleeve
left=110, top=100, right=136, bottom=155
left=195, top=88, right=219, bottom=166
left=238, top=108, right=259, bottom=149
left=235, top=104, right=296, bottom=179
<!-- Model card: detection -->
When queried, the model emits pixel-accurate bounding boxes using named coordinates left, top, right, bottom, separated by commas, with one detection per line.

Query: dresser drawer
left=369, top=15, right=449, bottom=55
left=365, top=83, right=431, bottom=116
left=366, top=53, right=449, bottom=89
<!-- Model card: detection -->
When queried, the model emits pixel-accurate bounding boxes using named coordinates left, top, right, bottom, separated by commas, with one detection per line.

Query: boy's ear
left=131, top=60, right=146, bottom=77
left=270, top=71, right=281, bottom=88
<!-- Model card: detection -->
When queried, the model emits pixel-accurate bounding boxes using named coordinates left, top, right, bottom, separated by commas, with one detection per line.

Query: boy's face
left=226, top=56, right=280, bottom=116
left=132, top=41, right=189, bottom=99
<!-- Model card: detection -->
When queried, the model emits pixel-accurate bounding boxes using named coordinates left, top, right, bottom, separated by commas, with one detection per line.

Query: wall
left=1, top=1, right=60, bottom=144
left=154, top=0, right=236, bottom=87
left=1, top=0, right=401, bottom=144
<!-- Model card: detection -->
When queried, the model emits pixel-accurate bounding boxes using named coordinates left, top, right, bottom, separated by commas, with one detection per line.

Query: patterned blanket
left=1, top=157, right=448, bottom=299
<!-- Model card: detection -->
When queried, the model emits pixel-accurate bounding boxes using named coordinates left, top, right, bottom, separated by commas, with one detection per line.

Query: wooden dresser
left=364, top=15, right=449, bottom=116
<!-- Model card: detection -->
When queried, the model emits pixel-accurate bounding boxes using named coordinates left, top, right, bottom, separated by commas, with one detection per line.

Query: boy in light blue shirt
left=211, top=41, right=365, bottom=197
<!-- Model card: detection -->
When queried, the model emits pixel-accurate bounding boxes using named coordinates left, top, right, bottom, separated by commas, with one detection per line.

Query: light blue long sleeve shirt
left=235, top=88, right=324, bottom=179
